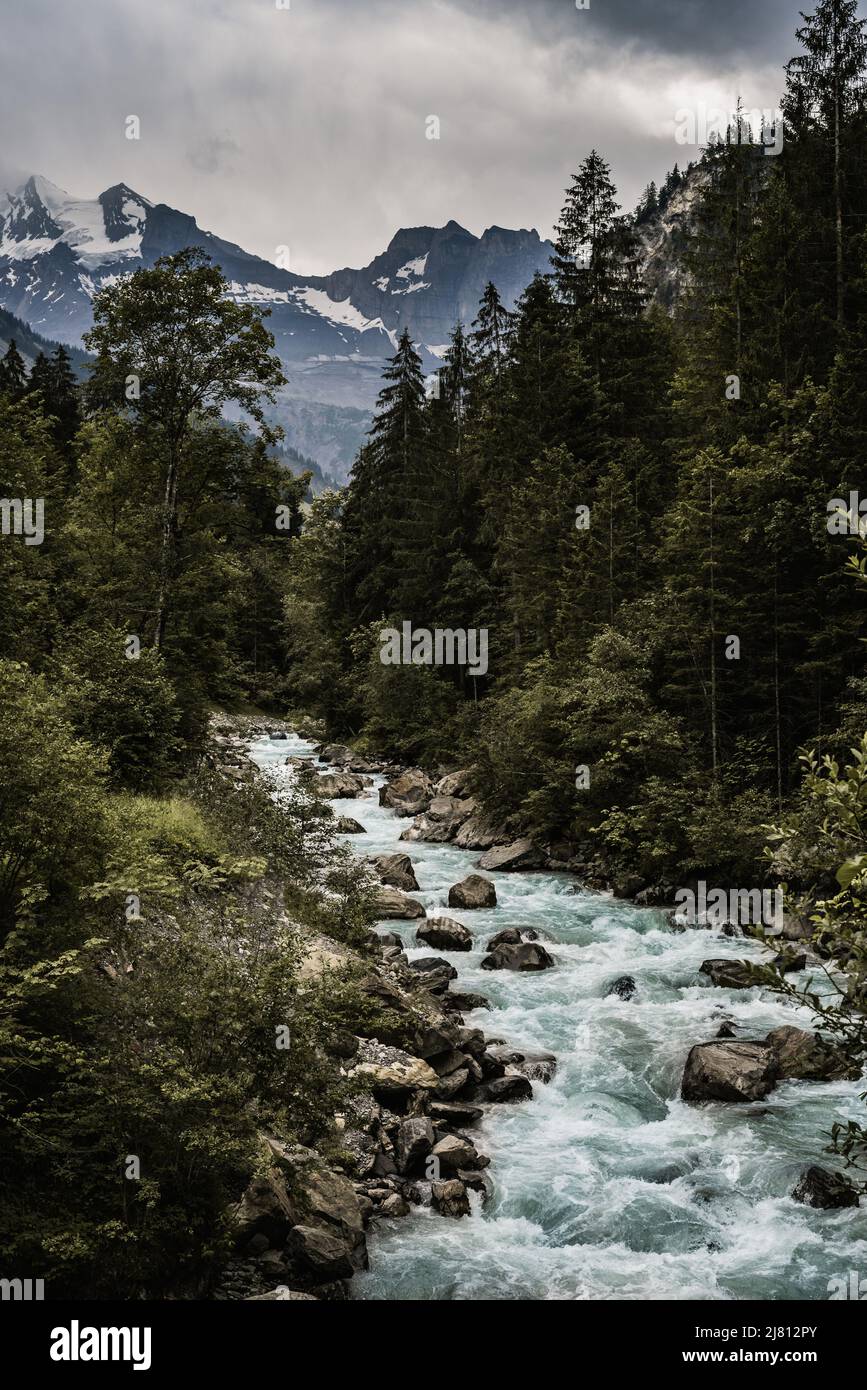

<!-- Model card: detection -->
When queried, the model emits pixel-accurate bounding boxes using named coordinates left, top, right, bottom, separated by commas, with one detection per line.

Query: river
left=250, top=731, right=867, bottom=1302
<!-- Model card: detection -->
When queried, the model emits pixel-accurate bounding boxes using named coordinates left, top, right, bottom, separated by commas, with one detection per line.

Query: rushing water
left=250, top=732, right=867, bottom=1302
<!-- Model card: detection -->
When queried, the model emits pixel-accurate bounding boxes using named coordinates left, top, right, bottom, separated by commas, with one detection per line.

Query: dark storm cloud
left=447, top=0, right=801, bottom=63
left=0, top=0, right=827, bottom=275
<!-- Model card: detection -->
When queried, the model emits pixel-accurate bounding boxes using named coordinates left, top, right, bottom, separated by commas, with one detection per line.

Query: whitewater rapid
left=250, top=732, right=867, bottom=1302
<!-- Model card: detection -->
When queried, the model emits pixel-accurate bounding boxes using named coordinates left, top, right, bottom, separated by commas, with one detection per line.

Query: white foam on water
left=248, top=733, right=867, bottom=1301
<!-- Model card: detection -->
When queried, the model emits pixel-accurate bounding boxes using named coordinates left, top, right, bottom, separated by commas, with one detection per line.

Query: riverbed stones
left=367, top=852, right=419, bottom=892
left=435, top=770, right=473, bottom=798
left=681, top=1040, right=779, bottom=1104
left=487, top=1045, right=557, bottom=1084
left=606, top=975, right=636, bottom=1000
left=316, top=771, right=370, bottom=798
left=443, top=989, right=491, bottom=1013
left=417, top=916, right=473, bottom=951
left=792, top=1165, right=860, bottom=1209
left=477, top=1074, right=533, bottom=1103
left=480, top=941, right=554, bottom=972
left=431, top=1179, right=471, bottom=1218
left=351, top=1039, right=439, bottom=1096
left=373, top=886, right=426, bottom=919
left=408, top=957, right=458, bottom=994
left=430, top=1100, right=483, bottom=1127
left=400, top=797, right=476, bottom=843
left=477, top=838, right=545, bottom=872
left=286, top=1225, right=354, bottom=1282
left=699, top=959, right=757, bottom=990
left=432, top=1134, right=479, bottom=1171
left=765, top=1025, right=856, bottom=1082
left=336, top=816, right=366, bottom=833
left=379, top=768, right=433, bottom=816
left=448, top=873, right=497, bottom=909
left=453, top=812, right=508, bottom=851
left=395, top=1117, right=434, bottom=1174
left=232, top=1171, right=293, bottom=1248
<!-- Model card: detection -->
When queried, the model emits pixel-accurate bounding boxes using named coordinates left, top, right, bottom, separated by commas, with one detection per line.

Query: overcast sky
left=0, top=0, right=829, bottom=276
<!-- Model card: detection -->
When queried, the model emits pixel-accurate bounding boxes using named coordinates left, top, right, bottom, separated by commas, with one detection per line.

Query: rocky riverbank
left=211, top=717, right=863, bottom=1301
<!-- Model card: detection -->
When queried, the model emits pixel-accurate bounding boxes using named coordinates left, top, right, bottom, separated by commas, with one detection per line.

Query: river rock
left=246, top=1288, right=317, bottom=1301
left=487, top=1045, right=557, bottom=1084
left=351, top=1039, right=439, bottom=1096
left=379, top=769, right=433, bottom=817
left=443, top=990, right=492, bottom=1012
left=430, top=1100, right=484, bottom=1127
left=318, top=743, right=352, bottom=764
left=792, top=1165, right=860, bottom=1209
left=373, top=886, right=426, bottom=919
left=434, top=1067, right=470, bottom=1098
left=336, top=816, right=366, bottom=833
left=316, top=771, right=370, bottom=798
left=480, top=941, right=554, bottom=972
left=395, top=1117, right=434, bottom=1174
left=435, top=770, right=473, bottom=798
left=606, top=975, right=636, bottom=1000
left=267, top=1140, right=368, bottom=1270
left=417, top=917, right=473, bottom=952
left=765, top=1025, right=856, bottom=1082
left=286, top=1225, right=354, bottom=1282
left=378, top=1193, right=410, bottom=1218
left=232, top=1171, right=293, bottom=1248
left=368, top=852, right=420, bottom=892
left=453, top=812, right=508, bottom=851
left=477, top=1074, right=533, bottom=1103
left=432, top=1134, right=479, bottom=1171
left=400, top=798, right=476, bottom=843
left=699, top=959, right=757, bottom=990
left=431, top=1179, right=471, bottom=1218
left=681, top=1041, right=778, bottom=1104
left=408, top=957, right=458, bottom=994
left=478, top=838, right=545, bottom=872
left=448, top=874, right=497, bottom=909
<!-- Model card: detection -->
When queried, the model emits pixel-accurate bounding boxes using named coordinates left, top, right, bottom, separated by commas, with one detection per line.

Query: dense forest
left=2, top=0, right=867, bottom=1299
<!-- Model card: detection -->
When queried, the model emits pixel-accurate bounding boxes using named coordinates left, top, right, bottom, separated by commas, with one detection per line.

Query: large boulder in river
left=700, top=959, right=757, bottom=990
left=417, top=917, right=473, bottom=952
left=336, top=816, right=366, bottom=833
left=432, top=1134, right=480, bottom=1172
left=316, top=770, right=370, bottom=798
left=606, top=975, right=636, bottom=1001
left=792, top=1165, right=860, bottom=1209
left=681, top=1040, right=778, bottom=1104
left=373, top=886, right=426, bottom=920
left=477, top=1074, right=533, bottom=1103
left=487, top=1045, right=558, bottom=1084
left=431, top=1179, right=471, bottom=1218
left=379, top=769, right=433, bottom=817
left=765, top=1025, right=857, bottom=1082
left=400, top=798, right=476, bottom=844
left=448, top=874, right=497, bottom=909
left=367, top=852, right=419, bottom=892
left=480, top=941, right=554, bottom=972
left=477, top=838, right=545, bottom=872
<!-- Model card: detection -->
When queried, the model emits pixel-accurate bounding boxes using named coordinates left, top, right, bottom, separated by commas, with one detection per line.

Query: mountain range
left=0, top=176, right=556, bottom=481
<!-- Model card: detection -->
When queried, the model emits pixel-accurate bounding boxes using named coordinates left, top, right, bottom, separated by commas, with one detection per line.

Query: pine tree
left=784, top=0, right=867, bottom=331
left=0, top=340, right=28, bottom=399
